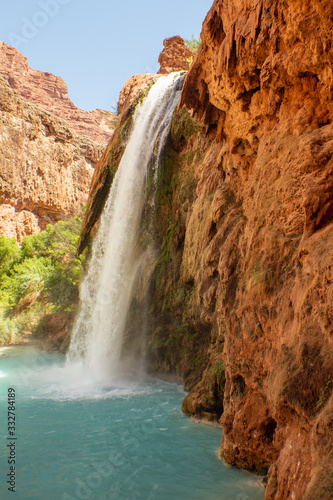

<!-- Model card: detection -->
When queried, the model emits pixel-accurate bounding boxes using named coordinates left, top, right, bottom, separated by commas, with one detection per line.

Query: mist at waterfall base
left=0, top=76, right=265, bottom=500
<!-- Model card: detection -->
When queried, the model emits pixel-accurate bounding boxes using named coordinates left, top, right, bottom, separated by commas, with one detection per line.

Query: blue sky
left=0, top=0, right=213, bottom=112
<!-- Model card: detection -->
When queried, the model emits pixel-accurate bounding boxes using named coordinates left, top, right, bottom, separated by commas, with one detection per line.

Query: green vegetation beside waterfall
left=0, top=217, right=88, bottom=346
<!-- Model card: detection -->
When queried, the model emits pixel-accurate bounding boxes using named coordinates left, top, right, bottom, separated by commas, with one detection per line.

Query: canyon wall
left=152, top=1, right=333, bottom=498
left=0, top=75, right=103, bottom=241
left=78, top=16, right=333, bottom=500
left=0, top=42, right=116, bottom=143
left=0, top=43, right=115, bottom=240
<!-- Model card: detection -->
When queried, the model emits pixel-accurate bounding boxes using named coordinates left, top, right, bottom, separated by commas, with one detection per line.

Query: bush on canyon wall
left=0, top=217, right=87, bottom=345
left=184, top=35, right=201, bottom=52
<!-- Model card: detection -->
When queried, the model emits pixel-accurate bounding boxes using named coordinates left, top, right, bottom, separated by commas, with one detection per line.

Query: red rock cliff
left=166, top=0, right=333, bottom=498
left=0, top=41, right=116, bottom=144
left=0, top=42, right=116, bottom=240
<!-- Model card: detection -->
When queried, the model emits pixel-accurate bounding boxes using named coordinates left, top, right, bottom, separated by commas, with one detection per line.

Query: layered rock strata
left=0, top=75, right=103, bottom=240
left=171, top=0, right=333, bottom=498
left=0, top=41, right=116, bottom=143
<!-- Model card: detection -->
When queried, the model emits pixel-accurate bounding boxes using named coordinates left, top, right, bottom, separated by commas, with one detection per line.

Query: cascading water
left=67, top=72, right=185, bottom=383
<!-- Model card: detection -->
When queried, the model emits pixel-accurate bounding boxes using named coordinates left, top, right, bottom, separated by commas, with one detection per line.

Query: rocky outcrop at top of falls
left=78, top=3, right=333, bottom=499
left=0, top=42, right=117, bottom=240
left=158, top=36, right=194, bottom=74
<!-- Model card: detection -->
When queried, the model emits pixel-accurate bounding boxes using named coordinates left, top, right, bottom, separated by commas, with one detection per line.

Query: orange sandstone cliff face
left=0, top=75, right=103, bottom=240
left=167, top=0, right=333, bottom=498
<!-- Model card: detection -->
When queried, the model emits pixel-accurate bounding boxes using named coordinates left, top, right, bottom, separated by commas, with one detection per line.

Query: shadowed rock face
left=0, top=41, right=116, bottom=144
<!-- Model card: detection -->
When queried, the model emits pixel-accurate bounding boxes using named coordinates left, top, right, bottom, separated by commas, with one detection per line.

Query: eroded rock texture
left=0, top=41, right=116, bottom=240
left=0, top=75, right=103, bottom=240
left=158, top=36, right=194, bottom=74
left=169, top=0, right=333, bottom=498
left=0, top=41, right=116, bottom=143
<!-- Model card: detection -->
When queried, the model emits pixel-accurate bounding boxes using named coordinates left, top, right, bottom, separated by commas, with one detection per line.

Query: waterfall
left=67, top=72, right=184, bottom=383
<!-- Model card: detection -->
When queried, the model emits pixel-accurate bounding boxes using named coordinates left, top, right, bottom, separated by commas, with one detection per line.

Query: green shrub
left=185, top=35, right=201, bottom=52
left=0, top=217, right=86, bottom=344
left=0, top=255, right=54, bottom=310
left=0, top=235, right=20, bottom=277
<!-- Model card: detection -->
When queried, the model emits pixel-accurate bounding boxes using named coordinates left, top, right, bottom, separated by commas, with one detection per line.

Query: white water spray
left=67, top=73, right=184, bottom=384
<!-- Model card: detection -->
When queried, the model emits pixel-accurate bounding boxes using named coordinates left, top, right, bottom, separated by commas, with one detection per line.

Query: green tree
left=0, top=235, right=20, bottom=278
left=185, top=35, right=201, bottom=53
left=0, top=217, right=88, bottom=343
